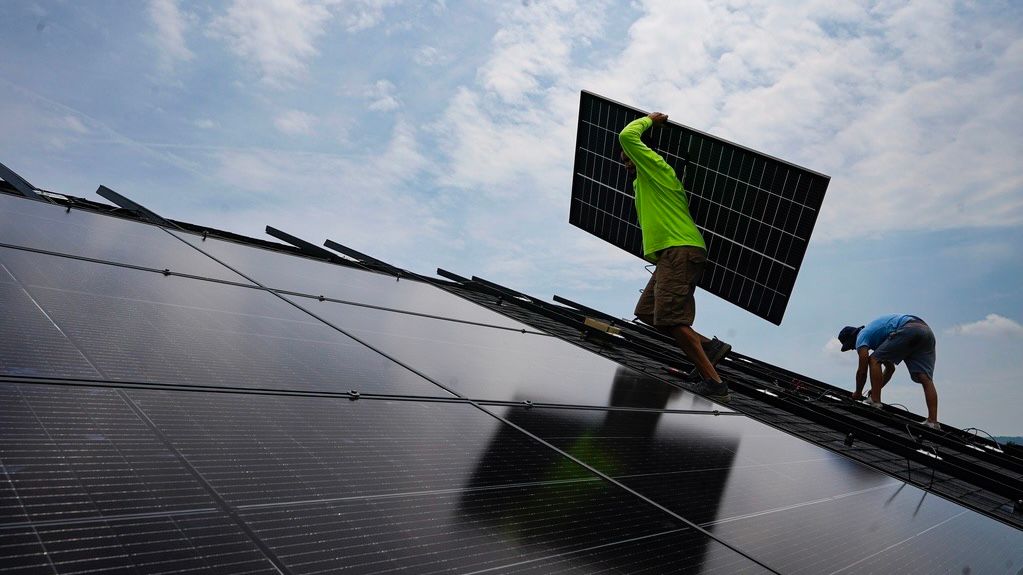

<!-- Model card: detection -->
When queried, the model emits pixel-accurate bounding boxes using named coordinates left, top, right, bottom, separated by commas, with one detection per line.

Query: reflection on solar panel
left=2, top=179, right=1022, bottom=575
left=570, top=91, right=831, bottom=324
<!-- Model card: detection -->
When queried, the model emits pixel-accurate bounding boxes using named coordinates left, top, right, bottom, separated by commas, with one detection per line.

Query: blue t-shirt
left=855, top=314, right=917, bottom=350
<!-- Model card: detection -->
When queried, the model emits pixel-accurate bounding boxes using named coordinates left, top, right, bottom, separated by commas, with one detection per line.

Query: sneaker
left=689, top=378, right=731, bottom=403
left=703, top=337, right=732, bottom=366
left=863, top=398, right=883, bottom=409
left=922, top=420, right=941, bottom=431
left=686, top=337, right=732, bottom=379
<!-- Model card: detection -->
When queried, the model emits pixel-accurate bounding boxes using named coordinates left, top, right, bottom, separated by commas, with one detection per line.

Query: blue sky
left=1, top=0, right=1021, bottom=434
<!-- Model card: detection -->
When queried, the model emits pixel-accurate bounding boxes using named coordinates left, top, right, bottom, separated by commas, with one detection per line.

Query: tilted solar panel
left=570, top=91, right=830, bottom=324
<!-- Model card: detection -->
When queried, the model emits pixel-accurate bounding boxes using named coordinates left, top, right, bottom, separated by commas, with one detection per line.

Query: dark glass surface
left=710, top=480, right=1023, bottom=574
left=306, top=299, right=733, bottom=411
left=127, top=389, right=594, bottom=507
left=0, top=247, right=447, bottom=396
left=849, top=507, right=1023, bottom=574
left=494, top=532, right=769, bottom=574
left=171, top=230, right=531, bottom=330
left=0, top=193, right=248, bottom=283
left=238, top=486, right=765, bottom=574
left=498, top=405, right=1023, bottom=573
left=6, top=513, right=277, bottom=574
left=0, top=383, right=215, bottom=524
left=0, top=280, right=101, bottom=379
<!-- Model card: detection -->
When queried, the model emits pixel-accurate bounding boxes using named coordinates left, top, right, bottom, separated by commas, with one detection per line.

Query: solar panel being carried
left=570, top=91, right=830, bottom=325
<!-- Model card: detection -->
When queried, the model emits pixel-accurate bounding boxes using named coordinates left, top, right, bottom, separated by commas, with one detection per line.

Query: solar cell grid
left=237, top=484, right=761, bottom=575
left=0, top=282, right=101, bottom=379
left=26, top=513, right=277, bottom=575
left=500, top=405, right=1023, bottom=574
left=571, top=91, right=830, bottom=324
left=0, top=383, right=215, bottom=525
left=127, top=389, right=594, bottom=507
left=495, top=531, right=770, bottom=574
left=171, top=231, right=532, bottom=331
left=311, top=300, right=732, bottom=410
left=0, top=193, right=247, bottom=284
left=0, top=247, right=448, bottom=396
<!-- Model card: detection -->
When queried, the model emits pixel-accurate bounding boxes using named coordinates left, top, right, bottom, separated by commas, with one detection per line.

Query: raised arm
left=619, top=113, right=677, bottom=183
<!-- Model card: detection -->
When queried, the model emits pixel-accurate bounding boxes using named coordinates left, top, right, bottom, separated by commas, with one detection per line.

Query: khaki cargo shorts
left=634, top=246, right=707, bottom=327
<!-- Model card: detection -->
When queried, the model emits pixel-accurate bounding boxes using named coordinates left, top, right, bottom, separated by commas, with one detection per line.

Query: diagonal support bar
left=266, top=226, right=343, bottom=262
left=0, top=160, right=45, bottom=200
left=96, top=185, right=181, bottom=230
left=324, top=239, right=405, bottom=278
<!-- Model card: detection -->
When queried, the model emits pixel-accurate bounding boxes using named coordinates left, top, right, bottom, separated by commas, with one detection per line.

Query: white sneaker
left=923, top=420, right=941, bottom=430
left=863, top=398, right=883, bottom=409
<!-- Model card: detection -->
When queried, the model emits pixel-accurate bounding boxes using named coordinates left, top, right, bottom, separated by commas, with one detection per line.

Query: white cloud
left=366, top=80, right=401, bottom=111
left=62, top=115, right=88, bottom=134
left=147, top=0, right=194, bottom=75
left=480, top=0, right=607, bottom=105
left=208, top=119, right=436, bottom=254
left=274, top=110, right=316, bottom=136
left=338, top=0, right=401, bottom=32
left=209, top=0, right=336, bottom=87
left=947, top=314, right=1023, bottom=338
left=193, top=118, right=218, bottom=129
left=413, top=46, right=443, bottom=67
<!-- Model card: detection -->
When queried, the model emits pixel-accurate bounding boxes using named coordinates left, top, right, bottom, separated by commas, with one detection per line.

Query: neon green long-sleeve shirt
left=619, top=117, right=705, bottom=262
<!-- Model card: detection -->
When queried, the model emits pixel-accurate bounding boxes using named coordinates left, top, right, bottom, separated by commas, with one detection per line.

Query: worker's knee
left=669, top=323, right=697, bottom=340
left=911, top=372, right=931, bottom=385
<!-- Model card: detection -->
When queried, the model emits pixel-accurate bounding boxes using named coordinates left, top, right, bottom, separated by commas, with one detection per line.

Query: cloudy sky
left=2, top=0, right=1020, bottom=434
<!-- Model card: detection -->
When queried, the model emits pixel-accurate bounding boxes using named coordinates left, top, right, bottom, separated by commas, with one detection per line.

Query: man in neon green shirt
left=620, top=112, right=731, bottom=403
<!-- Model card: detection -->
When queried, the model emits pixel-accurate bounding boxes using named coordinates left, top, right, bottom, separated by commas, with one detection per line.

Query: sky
left=1, top=0, right=1021, bottom=434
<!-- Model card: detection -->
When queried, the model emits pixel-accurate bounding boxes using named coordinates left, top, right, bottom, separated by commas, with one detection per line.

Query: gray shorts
left=871, top=320, right=936, bottom=379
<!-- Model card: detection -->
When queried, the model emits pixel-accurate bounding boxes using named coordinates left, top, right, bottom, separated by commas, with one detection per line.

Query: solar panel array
left=570, top=91, right=831, bottom=324
left=2, top=189, right=1021, bottom=574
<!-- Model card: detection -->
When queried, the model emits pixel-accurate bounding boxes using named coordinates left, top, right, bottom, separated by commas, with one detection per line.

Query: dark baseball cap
left=838, top=325, right=863, bottom=352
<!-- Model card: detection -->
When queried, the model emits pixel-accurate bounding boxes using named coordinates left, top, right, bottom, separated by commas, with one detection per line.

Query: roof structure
left=1, top=177, right=1022, bottom=574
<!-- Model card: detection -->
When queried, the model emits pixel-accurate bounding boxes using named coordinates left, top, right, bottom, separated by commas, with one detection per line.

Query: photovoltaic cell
left=126, top=389, right=594, bottom=507
left=1, top=380, right=766, bottom=573
left=238, top=486, right=766, bottom=574
left=498, top=405, right=1023, bottom=573
left=309, top=299, right=732, bottom=410
left=0, top=193, right=248, bottom=284
left=171, top=231, right=531, bottom=331
left=11, top=513, right=277, bottom=574
left=0, top=247, right=448, bottom=396
left=570, top=91, right=830, bottom=324
left=0, top=281, right=101, bottom=379
left=0, top=383, right=215, bottom=524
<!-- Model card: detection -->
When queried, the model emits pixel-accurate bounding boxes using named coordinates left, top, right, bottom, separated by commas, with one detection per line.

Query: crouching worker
left=837, top=314, right=939, bottom=429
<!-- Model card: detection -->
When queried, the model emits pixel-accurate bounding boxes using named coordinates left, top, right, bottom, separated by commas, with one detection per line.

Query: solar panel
left=499, top=404, right=1023, bottom=572
left=311, top=300, right=733, bottom=410
left=0, top=193, right=248, bottom=283
left=169, top=230, right=531, bottom=330
left=0, top=247, right=450, bottom=396
left=4, top=189, right=1022, bottom=574
left=570, top=91, right=830, bottom=324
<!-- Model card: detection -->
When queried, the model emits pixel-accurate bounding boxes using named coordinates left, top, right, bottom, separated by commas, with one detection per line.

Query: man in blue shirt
left=837, top=314, right=939, bottom=429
